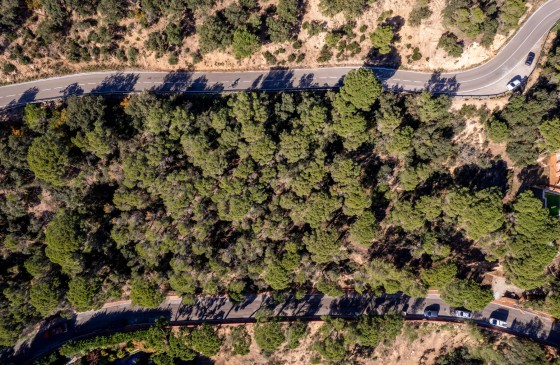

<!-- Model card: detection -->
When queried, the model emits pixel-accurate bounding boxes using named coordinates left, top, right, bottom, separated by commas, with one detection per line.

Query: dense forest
left=0, top=0, right=528, bottom=79
left=2, top=56, right=560, bottom=351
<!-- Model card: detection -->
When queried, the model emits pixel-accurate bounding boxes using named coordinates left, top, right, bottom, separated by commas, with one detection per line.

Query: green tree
left=486, top=118, right=509, bottom=142
left=303, top=229, right=345, bottom=265
left=505, top=191, right=560, bottom=289
left=190, top=323, right=223, bottom=357
left=369, top=25, right=395, bottom=55
left=231, top=326, right=251, bottom=355
left=67, top=277, right=99, bottom=312
left=438, top=32, right=463, bottom=57
left=421, top=262, right=458, bottom=288
left=254, top=322, right=285, bottom=352
left=30, top=281, right=60, bottom=317
left=130, top=278, right=164, bottom=309
left=348, top=211, right=377, bottom=246
left=232, top=27, right=260, bottom=59
left=539, top=118, right=560, bottom=152
left=338, top=68, right=382, bottom=111
left=27, top=135, right=69, bottom=186
left=444, top=188, right=505, bottom=241
left=441, top=279, right=493, bottom=311
left=44, top=210, right=84, bottom=276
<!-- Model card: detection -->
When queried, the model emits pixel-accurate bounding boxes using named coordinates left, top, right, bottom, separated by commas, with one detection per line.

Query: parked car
left=454, top=309, right=473, bottom=319
left=424, top=309, right=438, bottom=318
left=42, top=322, right=68, bottom=339
left=506, top=79, right=522, bottom=91
left=489, top=317, right=508, bottom=328
left=526, top=51, right=535, bottom=66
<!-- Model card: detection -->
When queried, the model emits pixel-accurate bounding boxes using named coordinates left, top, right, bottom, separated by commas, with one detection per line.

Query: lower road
left=4, top=292, right=560, bottom=364
left=1, top=0, right=560, bottom=108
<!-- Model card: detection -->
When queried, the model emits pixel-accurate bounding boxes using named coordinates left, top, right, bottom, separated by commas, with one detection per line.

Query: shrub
left=437, top=32, right=463, bottom=57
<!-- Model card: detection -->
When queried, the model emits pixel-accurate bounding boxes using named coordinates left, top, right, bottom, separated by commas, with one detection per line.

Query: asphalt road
left=1, top=0, right=560, bottom=108
left=5, top=292, right=560, bottom=364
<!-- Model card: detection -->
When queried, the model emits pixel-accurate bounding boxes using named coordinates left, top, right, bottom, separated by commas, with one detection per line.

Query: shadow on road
left=425, top=72, right=460, bottom=95
left=18, top=87, right=39, bottom=103
left=61, top=83, right=84, bottom=98
left=91, top=72, right=140, bottom=94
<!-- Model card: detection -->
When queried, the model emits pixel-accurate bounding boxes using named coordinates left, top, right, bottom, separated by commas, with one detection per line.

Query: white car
left=506, top=79, right=521, bottom=91
left=454, top=309, right=472, bottom=319
left=489, top=317, right=508, bottom=328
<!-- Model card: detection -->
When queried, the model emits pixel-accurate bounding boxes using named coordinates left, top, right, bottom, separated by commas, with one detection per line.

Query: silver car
left=489, top=317, right=508, bottom=328
left=454, top=309, right=472, bottom=319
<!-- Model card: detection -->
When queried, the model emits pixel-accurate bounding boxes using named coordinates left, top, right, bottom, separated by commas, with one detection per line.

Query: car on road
left=506, top=79, right=522, bottom=91
left=454, top=309, right=473, bottom=319
left=526, top=52, right=535, bottom=66
left=424, top=309, right=438, bottom=318
left=489, top=317, right=508, bottom=328
left=42, top=322, right=68, bottom=339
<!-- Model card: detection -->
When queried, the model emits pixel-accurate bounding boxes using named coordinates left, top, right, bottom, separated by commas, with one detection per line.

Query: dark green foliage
left=443, top=188, right=505, bottom=241
left=232, top=27, right=260, bottom=59
left=30, top=281, right=60, bottom=317
left=67, top=276, right=100, bottom=311
left=338, top=68, right=382, bottom=111
left=286, top=321, right=308, bottom=349
left=353, top=315, right=403, bottom=347
left=27, top=135, right=69, bottom=186
left=319, top=0, right=368, bottom=19
left=505, top=191, right=560, bottom=289
left=436, top=347, right=483, bottom=365
left=189, top=323, right=223, bottom=357
left=441, top=279, right=493, bottom=311
left=539, top=118, right=560, bottom=152
left=421, top=262, right=458, bottom=288
left=130, top=278, right=164, bottom=308
left=254, top=322, right=285, bottom=352
left=231, top=326, right=251, bottom=355
left=369, top=25, right=394, bottom=55
left=44, top=210, right=84, bottom=275
left=438, top=32, right=463, bottom=57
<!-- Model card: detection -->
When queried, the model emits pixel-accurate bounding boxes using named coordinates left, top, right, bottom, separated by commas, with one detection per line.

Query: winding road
left=1, top=0, right=560, bottom=108
left=4, top=292, right=560, bottom=364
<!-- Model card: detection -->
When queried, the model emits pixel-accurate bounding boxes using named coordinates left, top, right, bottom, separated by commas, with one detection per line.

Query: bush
left=231, top=326, right=251, bottom=355
left=254, top=322, right=285, bottom=352
left=437, top=32, right=463, bottom=57
left=190, top=324, right=223, bottom=357
left=168, top=53, right=179, bottom=65
left=369, top=25, right=394, bottom=55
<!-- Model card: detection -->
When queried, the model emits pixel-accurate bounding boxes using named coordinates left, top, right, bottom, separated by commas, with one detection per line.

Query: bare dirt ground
left=212, top=321, right=483, bottom=365
left=0, top=0, right=537, bottom=83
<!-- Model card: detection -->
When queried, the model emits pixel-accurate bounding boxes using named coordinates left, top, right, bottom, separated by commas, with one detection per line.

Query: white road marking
left=44, top=88, right=51, bottom=91
left=87, top=83, right=96, bottom=85
left=54, top=86, right=63, bottom=89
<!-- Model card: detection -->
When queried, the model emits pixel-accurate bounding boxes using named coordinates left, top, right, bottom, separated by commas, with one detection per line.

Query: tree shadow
left=91, top=72, right=140, bottom=94
left=298, top=73, right=317, bottom=88
left=510, top=316, right=547, bottom=340
left=453, top=160, right=510, bottom=194
left=17, top=87, right=39, bottom=103
left=259, top=67, right=295, bottom=90
left=517, top=164, right=546, bottom=192
left=61, top=82, right=84, bottom=98
left=425, top=71, right=460, bottom=95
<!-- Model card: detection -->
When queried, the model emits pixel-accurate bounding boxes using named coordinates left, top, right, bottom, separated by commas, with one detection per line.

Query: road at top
left=1, top=0, right=560, bottom=108
left=4, top=292, right=560, bottom=364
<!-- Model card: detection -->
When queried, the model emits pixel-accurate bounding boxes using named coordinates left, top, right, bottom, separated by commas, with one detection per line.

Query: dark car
left=423, top=309, right=438, bottom=318
left=526, top=52, right=535, bottom=66
left=42, top=322, right=67, bottom=339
